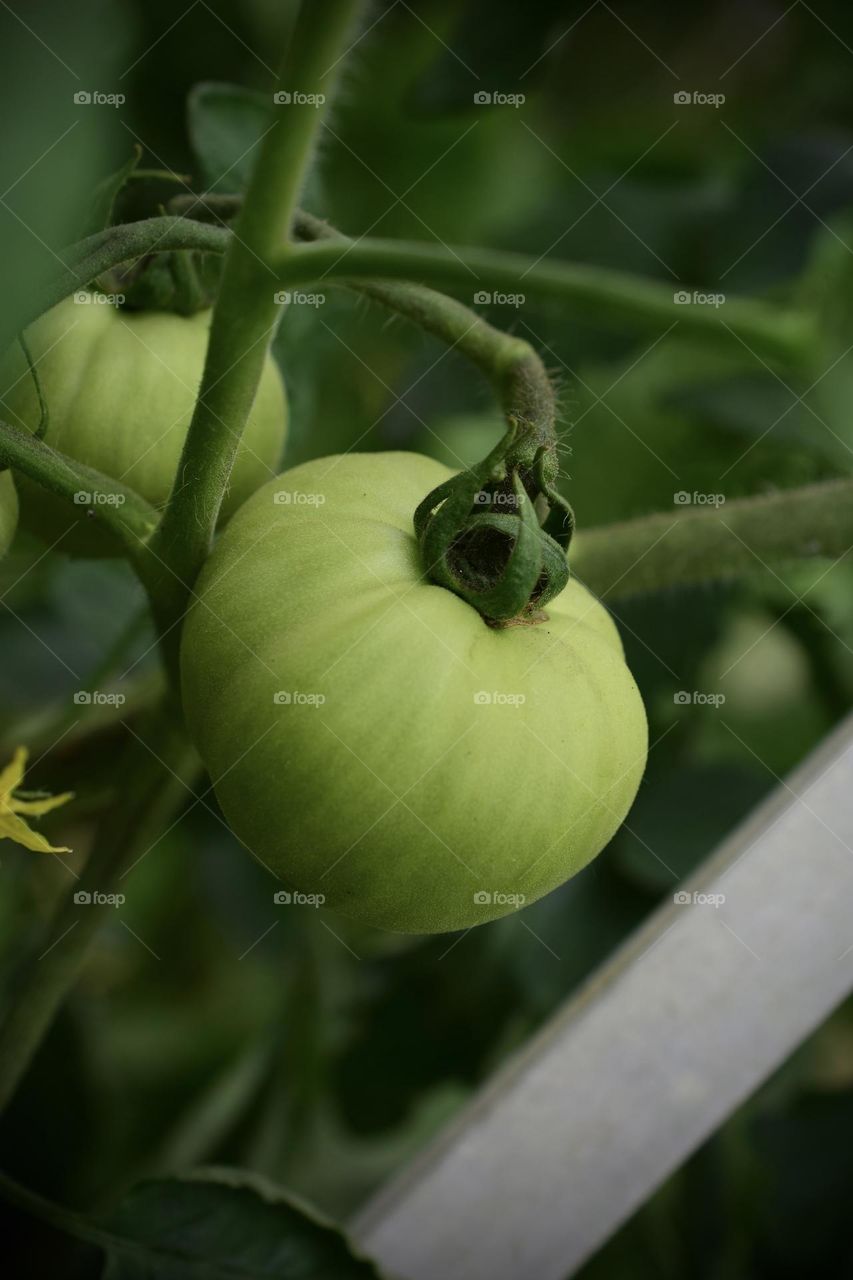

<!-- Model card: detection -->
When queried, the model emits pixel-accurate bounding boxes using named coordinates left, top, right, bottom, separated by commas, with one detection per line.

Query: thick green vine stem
left=572, top=477, right=853, bottom=599
left=145, top=0, right=364, bottom=643
left=0, top=418, right=158, bottom=553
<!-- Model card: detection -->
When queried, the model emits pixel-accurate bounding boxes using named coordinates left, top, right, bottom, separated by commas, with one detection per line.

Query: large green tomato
left=0, top=471, right=18, bottom=557
left=0, top=295, right=287, bottom=555
left=181, top=453, right=647, bottom=934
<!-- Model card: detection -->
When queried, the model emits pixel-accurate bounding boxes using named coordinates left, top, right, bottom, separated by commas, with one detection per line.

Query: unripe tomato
left=0, top=295, right=287, bottom=555
left=181, top=453, right=647, bottom=934
left=0, top=471, right=18, bottom=557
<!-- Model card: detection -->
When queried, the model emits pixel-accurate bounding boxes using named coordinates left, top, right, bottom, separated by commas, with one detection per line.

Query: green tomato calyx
left=414, top=421, right=574, bottom=624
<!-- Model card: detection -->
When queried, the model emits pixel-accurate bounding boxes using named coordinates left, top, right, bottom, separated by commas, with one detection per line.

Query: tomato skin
left=0, top=296, right=287, bottom=555
left=180, top=453, right=648, bottom=934
left=0, top=471, right=18, bottom=557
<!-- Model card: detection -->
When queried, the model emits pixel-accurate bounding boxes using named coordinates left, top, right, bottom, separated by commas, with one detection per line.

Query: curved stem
left=0, top=418, right=158, bottom=552
left=16, top=333, right=49, bottom=440
left=572, top=478, right=853, bottom=600
left=10, top=218, right=228, bottom=344
left=0, top=700, right=198, bottom=1112
left=276, top=237, right=816, bottom=368
left=292, top=210, right=556, bottom=446
left=146, top=0, right=364, bottom=643
left=26, top=212, right=814, bottom=372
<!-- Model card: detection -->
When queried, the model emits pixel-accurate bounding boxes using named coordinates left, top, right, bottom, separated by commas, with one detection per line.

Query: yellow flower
left=0, top=746, right=73, bottom=853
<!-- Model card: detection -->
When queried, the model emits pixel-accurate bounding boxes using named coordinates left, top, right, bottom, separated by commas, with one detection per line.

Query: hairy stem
left=572, top=477, right=853, bottom=599
left=146, top=0, right=364, bottom=645
left=26, top=212, right=813, bottom=373
left=276, top=237, right=816, bottom=368
left=292, top=210, right=556, bottom=444
left=0, top=701, right=198, bottom=1113
left=0, top=418, right=158, bottom=552
left=9, top=218, right=228, bottom=344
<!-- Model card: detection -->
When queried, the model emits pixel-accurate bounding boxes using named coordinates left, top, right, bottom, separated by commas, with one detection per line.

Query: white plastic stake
left=352, top=713, right=853, bottom=1280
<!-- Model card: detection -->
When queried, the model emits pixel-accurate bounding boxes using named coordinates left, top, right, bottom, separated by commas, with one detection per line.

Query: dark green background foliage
left=1, top=1, right=852, bottom=1276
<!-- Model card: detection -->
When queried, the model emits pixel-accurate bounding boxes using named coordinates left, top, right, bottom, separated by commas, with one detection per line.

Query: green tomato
left=0, top=295, right=287, bottom=555
left=181, top=453, right=647, bottom=934
left=0, top=471, right=18, bottom=557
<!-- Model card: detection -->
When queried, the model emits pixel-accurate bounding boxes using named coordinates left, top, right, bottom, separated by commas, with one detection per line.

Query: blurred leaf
left=187, top=82, right=270, bottom=193
left=100, top=1169, right=387, bottom=1278
left=187, top=81, right=326, bottom=214
left=0, top=1168, right=387, bottom=1280
left=86, top=147, right=143, bottom=237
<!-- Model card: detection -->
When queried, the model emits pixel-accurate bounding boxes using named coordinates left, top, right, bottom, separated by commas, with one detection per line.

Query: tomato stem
left=573, top=476, right=853, bottom=599
left=289, top=211, right=572, bottom=622
left=145, top=0, right=365, bottom=655
left=277, top=236, right=818, bottom=370
left=6, top=217, right=228, bottom=344
left=25, top=214, right=814, bottom=371
left=0, top=418, right=159, bottom=552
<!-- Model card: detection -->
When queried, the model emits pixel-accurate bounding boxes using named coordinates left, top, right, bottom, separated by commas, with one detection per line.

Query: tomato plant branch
left=145, top=0, right=364, bottom=639
left=25, top=211, right=813, bottom=372
left=0, top=701, right=199, bottom=1112
left=12, top=217, right=228, bottom=342
left=289, top=211, right=576, bottom=620
left=275, top=236, right=816, bottom=368
left=0, top=418, right=158, bottom=551
left=165, top=200, right=812, bottom=369
left=572, top=477, right=853, bottom=599
left=293, top=209, right=557, bottom=445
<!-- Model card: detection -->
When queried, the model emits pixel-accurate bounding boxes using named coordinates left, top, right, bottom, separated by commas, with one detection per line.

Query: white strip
left=352, top=714, right=853, bottom=1279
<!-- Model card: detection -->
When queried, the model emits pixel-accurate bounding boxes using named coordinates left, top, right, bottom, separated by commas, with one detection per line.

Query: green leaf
left=187, top=83, right=272, bottom=195
left=99, top=1169, right=387, bottom=1279
left=86, top=146, right=142, bottom=236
